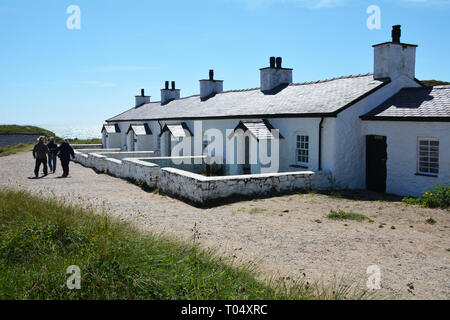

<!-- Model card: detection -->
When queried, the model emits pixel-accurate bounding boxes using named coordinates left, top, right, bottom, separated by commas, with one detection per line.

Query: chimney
left=373, top=25, right=418, bottom=80
left=135, top=88, right=150, bottom=107
left=199, top=69, right=223, bottom=101
left=161, top=81, right=180, bottom=105
left=260, top=57, right=293, bottom=92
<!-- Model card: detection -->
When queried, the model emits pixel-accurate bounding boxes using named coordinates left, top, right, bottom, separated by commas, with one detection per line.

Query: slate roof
left=107, top=74, right=386, bottom=122
left=231, top=120, right=284, bottom=140
left=102, top=124, right=120, bottom=133
left=361, top=86, right=450, bottom=121
left=160, top=123, right=193, bottom=138
left=126, top=124, right=152, bottom=135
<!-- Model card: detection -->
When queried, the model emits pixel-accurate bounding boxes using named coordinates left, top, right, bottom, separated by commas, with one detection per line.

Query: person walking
left=58, top=139, right=75, bottom=178
left=47, top=137, right=58, bottom=174
left=33, top=136, right=49, bottom=178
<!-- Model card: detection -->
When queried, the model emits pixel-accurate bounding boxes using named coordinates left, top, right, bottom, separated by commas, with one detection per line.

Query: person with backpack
left=32, top=136, right=49, bottom=178
left=57, top=139, right=75, bottom=178
left=47, top=137, right=58, bottom=174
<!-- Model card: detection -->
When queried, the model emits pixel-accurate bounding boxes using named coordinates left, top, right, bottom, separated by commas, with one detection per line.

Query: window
left=156, top=135, right=161, bottom=150
left=417, top=138, right=439, bottom=176
left=296, top=135, right=309, bottom=166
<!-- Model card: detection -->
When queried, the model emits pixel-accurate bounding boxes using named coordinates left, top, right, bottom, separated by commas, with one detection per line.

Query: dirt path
left=1, top=152, right=449, bottom=299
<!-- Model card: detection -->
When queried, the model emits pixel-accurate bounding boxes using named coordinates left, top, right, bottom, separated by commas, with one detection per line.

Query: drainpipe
left=318, top=117, right=324, bottom=171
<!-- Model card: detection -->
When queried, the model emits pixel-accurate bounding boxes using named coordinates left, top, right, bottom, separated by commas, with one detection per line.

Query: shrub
left=327, top=210, right=367, bottom=222
left=422, top=184, right=449, bottom=209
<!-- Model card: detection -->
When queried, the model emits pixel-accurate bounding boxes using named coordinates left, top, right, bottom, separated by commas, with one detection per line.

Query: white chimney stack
left=199, top=70, right=223, bottom=101
left=373, top=25, right=417, bottom=81
left=161, top=81, right=180, bottom=105
left=260, top=57, right=293, bottom=92
left=135, top=89, right=150, bottom=107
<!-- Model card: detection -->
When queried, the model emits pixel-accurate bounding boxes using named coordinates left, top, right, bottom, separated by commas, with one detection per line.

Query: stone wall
left=73, top=149, right=332, bottom=205
left=158, top=168, right=332, bottom=205
left=0, top=134, right=43, bottom=147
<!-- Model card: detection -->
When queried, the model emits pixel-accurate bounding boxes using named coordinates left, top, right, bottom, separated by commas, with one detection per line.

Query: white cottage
left=103, top=26, right=449, bottom=197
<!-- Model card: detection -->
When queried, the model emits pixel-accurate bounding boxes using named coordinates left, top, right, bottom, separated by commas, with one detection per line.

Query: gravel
left=1, top=152, right=449, bottom=299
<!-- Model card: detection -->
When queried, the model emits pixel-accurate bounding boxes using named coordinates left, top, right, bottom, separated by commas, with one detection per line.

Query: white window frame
left=417, top=137, right=439, bottom=176
left=295, top=134, right=309, bottom=167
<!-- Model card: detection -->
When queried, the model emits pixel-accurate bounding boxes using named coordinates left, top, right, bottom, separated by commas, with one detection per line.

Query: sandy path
left=1, top=152, right=449, bottom=299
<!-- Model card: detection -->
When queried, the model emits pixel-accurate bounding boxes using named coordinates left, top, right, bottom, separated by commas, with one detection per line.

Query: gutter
left=318, top=117, right=324, bottom=171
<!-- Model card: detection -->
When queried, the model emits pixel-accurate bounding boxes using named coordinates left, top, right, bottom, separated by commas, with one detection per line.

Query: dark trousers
left=61, top=159, right=70, bottom=177
left=34, top=158, right=48, bottom=177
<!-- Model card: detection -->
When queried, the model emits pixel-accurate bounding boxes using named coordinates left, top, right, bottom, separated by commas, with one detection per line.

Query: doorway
left=366, top=135, right=387, bottom=193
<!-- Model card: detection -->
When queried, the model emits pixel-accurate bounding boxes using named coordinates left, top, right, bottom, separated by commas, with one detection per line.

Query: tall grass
left=0, top=189, right=375, bottom=300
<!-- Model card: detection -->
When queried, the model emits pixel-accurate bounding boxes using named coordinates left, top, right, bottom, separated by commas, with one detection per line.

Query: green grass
left=0, top=125, right=57, bottom=137
left=248, top=207, right=267, bottom=214
left=0, top=143, right=34, bottom=158
left=327, top=210, right=367, bottom=222
left=0, top=189, right=374, bottom=300
left=0, top=125, right=101, bottom=158
left=426, top=218, right=437, bottom=225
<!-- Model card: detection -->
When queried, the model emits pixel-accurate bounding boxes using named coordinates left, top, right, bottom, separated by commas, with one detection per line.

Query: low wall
left=92, top=151, right=158, bottom=160
left=159, top=168, right=332, bottom=204
left=73, top=149, right=332, bottom=205
left=0, top=133, right=43, bottom=147
left=72, top=144, right=103, bottom=150
left=141, top=156, right=210, bottom=174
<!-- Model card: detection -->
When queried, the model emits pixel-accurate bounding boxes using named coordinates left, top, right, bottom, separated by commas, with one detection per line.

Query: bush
left=422, top=184, right=449, bottom=209
left=401, top=184, right=449, bottom=209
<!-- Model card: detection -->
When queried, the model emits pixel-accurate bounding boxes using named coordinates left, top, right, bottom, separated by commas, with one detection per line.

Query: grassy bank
left=0, top=143, right=34, bottom=158
left=0, top=189, right=371, bottom=300
left=0, top=125, right=101, bottom=157
left=0, top=125, right=57, bottom=137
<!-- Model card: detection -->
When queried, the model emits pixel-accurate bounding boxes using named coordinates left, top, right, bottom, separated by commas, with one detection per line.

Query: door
left=243, top=136, right=251, bottom=174
left=366, top=135, right=387, bottom=193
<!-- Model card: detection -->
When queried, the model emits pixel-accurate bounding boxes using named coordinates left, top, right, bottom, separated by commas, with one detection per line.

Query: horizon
left=1, top=0, right=449, bottom=126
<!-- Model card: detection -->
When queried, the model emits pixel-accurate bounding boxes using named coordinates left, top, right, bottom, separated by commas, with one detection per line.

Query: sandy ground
left=0, top=152, right=449, bottom=299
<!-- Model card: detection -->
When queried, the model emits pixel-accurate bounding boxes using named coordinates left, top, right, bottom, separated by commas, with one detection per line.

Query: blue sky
left=0, top=0, right=449, bottom=126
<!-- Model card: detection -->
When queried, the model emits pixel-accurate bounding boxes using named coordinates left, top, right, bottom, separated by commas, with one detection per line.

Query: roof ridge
left=289, top=73, right=374, bottom=87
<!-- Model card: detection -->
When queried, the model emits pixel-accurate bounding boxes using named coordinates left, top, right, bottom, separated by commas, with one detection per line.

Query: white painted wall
left=362, top=120, right=449, bottom=197
left=330, top=76, right=421, bottom=189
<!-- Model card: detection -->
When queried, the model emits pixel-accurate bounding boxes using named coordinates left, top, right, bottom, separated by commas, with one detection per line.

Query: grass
left=0, top=124, right=101, bottom=158
left=0, top=189, right=375, bottom=300
left=0, top=125, right=57, bottom=137
left=327, top=210, right=367, bottom=222
left=421, top=80, right=450, bottom=86
left=426, top=218, right=437, bottom=225
left=248, top=207, right=267, bottom=214
left=0, top=143, right=34, bottom=158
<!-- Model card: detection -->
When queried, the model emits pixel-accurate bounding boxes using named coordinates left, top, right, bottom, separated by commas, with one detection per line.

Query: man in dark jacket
left=47, top=137, right=58, bottom=174
left=33, top=136, right=49, bottom=177
left=58, top=139, right=75, bottom=178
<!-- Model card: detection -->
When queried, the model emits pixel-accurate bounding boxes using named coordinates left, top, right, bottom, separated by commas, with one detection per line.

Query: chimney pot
left=171, top=81, right=175, bottom=90
left=209, top=69, right=214, bottom=81
left=165, top=81, right=169, bottom=90
left=276, top=57, right=282, bottom=69
left=141, top=89, right=145, bottom=97
left=270, top=57, right=276, bottom=68
left=392, top=25, right=401, bottom=44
